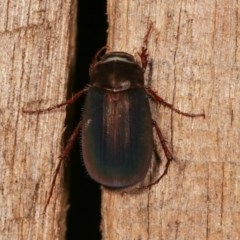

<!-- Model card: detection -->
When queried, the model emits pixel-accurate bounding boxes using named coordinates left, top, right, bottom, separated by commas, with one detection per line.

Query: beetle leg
left=90, top=46, right=109, bottom=69
left=22, top=88, right=89, bottom=114
left=130, top=120, right=172, bottom=191
left=152, top=120, right=173, bottom=162
left=138, top=21, right=153, bottom=71
left=60, top=121, right=82, bottom=160
left=138, top=47, right=149, bottom=72
left=143, top=120, right=173, bottom=189
left=44, top=121, right=82, bottom=212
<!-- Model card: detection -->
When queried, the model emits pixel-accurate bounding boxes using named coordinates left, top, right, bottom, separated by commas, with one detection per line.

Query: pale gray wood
left=0, top=1, right=77, bottom=239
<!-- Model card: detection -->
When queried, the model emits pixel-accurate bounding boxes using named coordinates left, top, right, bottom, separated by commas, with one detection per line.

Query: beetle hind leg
left=132, top=120, right=173, bottom=192
left=44, top=121, right=82, bottom=212
left=143, top=120, right=173, bottom=188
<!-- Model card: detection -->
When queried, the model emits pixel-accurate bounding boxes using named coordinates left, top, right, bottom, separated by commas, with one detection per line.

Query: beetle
left=82, top=50, right=205, bottom=188
left=82, top=51, right=154, bottom=187
left=24, top=49, right=204, bottom=191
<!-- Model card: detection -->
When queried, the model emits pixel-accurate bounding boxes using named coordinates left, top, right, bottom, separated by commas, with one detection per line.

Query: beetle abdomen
left=82, top=87, right=153, bottom=187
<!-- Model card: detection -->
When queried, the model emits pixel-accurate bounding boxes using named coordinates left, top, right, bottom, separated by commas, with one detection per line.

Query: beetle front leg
left=138, top=21, right=153, bottom=71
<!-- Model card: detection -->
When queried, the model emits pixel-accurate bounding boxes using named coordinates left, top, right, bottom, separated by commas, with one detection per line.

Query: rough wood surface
left=0, top=1, right=76, bottom=239
left=102, top=1, right=240, bottom=239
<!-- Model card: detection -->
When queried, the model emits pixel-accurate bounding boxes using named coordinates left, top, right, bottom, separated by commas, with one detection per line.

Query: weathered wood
left=102, top=1, right=240, bottom=239
left=0, top=1, right=76, bottom=239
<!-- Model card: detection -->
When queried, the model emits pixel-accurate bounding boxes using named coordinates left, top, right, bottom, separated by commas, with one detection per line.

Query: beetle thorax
left=90, top=52, right=144, bottom=92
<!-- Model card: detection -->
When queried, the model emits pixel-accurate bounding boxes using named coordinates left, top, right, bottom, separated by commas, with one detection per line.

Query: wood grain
left=0, top=1, right=76, bottom=239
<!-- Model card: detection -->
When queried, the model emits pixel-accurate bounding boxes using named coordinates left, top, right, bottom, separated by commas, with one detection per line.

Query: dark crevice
left=66, top=2, right=107, bottom=240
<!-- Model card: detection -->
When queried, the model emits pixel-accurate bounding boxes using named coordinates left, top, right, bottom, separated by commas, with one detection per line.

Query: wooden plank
left=0, top=1, right=76, bottom=239
left=102, top=1, right=240, bottom=239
